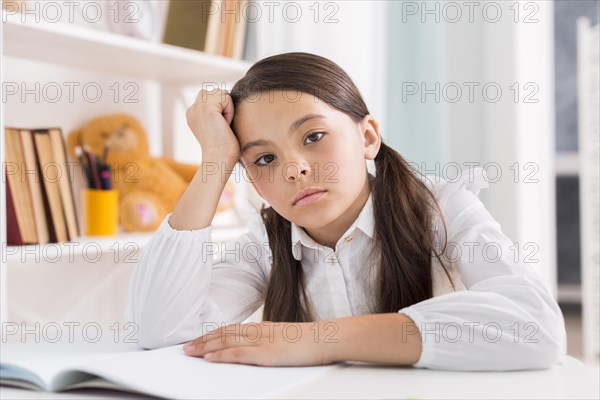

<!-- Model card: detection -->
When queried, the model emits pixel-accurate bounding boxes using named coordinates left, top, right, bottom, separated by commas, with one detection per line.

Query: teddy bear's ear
left=66, top=129, right=83, bottom=162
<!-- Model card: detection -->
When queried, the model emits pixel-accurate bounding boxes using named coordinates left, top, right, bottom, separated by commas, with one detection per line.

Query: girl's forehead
left=237, top=92, right=339, bottom=125
left=233, top=91, right=356, bottom=140
left=240, top=91, right=320, bottom=111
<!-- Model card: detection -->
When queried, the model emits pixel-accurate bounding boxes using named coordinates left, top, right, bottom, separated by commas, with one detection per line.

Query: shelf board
left=4, top=225, right=250, bottom=265
left=3, top=17, right=252, bottom=85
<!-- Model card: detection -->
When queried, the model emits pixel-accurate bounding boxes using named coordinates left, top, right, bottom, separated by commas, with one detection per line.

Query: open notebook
left=1, top=340, right=344, bottom=399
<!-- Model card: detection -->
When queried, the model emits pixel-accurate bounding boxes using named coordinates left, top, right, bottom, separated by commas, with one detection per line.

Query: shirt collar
left=290, top=189, right=375, bottom=261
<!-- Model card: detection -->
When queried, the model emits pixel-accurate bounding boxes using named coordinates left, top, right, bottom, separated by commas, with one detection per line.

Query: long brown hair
left=229, top=52, right=454, bottom=322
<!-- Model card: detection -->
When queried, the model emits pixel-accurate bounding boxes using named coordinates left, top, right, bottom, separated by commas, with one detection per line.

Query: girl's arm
left=324, top=313, right=423, bottom=365
left=125, top=211, right=270, bottom=349
left=127, top=88, right=266, bottom=349
left=125, top=158, right=270, bottom=349
left=379, top=170, right=568, bottom=371
left=168, top=156, right=237, bottom=230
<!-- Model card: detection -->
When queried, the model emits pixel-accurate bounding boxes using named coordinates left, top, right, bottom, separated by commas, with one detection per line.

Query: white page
left=1, top=337, right=143, bottom=390
left=74, top=344, right=344, bottom=399
left=2, top=339, right=344, bottom=398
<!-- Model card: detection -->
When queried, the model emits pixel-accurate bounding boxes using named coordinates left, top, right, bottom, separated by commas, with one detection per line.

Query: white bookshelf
left=3, top=224, right=250, bottom=264
left=1, top=14, right=253, bottom=326
left=3, top=16, right=253, bottom=84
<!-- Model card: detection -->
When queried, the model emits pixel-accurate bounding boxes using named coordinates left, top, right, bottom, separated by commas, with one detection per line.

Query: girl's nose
left=284, top=160, right=312, bottom=182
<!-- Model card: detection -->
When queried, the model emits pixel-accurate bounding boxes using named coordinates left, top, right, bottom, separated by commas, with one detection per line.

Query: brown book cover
left=32, top=129, right=68, bottom=243
left=4, top=127, right=37, bottom=243
left=19, top=129, right=50, bottom=244
left=49, top=128, right=79, bottom=241
left=5, top=171, right=24, bottom=245
left=35, top=160, right=58, bottom=244
left=163, top=0, right=213, bottom=52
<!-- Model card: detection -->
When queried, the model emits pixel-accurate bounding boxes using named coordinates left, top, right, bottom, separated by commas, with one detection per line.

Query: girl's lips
left=293, top=191, right=326, bottom=207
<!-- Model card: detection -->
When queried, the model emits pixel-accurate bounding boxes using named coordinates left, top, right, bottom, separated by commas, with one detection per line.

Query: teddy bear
left=66, top=113, right=236, bottom=232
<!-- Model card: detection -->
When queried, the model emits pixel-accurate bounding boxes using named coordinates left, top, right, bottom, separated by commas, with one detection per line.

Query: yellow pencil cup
left=82, top=189, right=119, bottom=236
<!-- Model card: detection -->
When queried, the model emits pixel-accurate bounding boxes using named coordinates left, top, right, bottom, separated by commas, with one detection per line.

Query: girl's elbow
left=523, top=312, right=568, bottom=369
left=544, top=317, right=568, bottom=368
left=522, top=282, right=569, bottom=368
left=524, top=337, right=564, bottom=370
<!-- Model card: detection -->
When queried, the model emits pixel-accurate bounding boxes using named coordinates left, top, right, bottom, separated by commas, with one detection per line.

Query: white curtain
left=385, top=1, right=557, bottom=295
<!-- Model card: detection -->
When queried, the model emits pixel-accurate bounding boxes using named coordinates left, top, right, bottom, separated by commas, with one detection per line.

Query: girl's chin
left=289, top=207, right=336, bottom=227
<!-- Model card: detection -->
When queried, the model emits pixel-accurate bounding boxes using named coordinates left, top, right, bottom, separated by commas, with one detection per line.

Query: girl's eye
left=255, top=154, right=275, bottom=166
left=253, top=132, right=326, bottom=166
left=305, top=131, right=325, bottom=144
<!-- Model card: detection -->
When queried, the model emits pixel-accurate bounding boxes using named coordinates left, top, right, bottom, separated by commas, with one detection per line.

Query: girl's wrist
left=317, top=314, right=423, bottom=365
left=201, top=155, right=239, bottom=166
left=307, top=319, right=346, bottom=364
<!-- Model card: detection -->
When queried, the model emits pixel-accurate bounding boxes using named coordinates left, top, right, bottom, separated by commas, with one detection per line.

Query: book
left=223, top=0, right=236, bottom=57
left=221, top=0, right=248, bottom=58
left=5, top=127, right=79, bottom=245
left=163, top=0, right=213, bottom=52
left=32, top=129, right=69, bottom=243
left=204, top=0, right=221, bottom=55
left=5, top=172, right=24, bottom=245
left=231, top=0, right=249, bottom=60
left=48, top=127, right=80, bottom=241
left=214, top=0, right=230, bottom=56
left=1, top=341, right=342, bottom=398
left=4, top=127, right=37, bottom=244
left=18, top=128, right=50, bottom=244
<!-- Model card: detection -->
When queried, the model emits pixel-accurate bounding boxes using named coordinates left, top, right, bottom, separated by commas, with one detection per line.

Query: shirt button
left=344, top=236, right=353, bottom=242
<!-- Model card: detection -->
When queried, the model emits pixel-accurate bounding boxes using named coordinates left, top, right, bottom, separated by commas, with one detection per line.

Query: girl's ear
left=360, top=115, right=381, bottom=160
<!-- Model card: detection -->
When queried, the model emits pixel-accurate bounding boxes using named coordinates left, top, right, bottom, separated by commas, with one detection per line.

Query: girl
left=126, top=52, right=567, bottom=370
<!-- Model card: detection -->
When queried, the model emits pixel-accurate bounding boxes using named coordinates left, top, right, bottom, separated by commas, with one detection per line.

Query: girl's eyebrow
left=241, top=114, right=326, bottom=154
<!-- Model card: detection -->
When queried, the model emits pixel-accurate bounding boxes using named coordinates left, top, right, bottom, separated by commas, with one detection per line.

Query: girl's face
left=233, top=90, right=380, bottom=243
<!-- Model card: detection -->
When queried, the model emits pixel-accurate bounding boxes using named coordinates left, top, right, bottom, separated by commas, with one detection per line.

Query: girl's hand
left=182, top=321, right=340, bottom=367
left=186, top=88, right=241, bottom=162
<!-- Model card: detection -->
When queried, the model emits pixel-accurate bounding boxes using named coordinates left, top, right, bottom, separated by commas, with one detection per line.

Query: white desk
left=1, top=333, right=598, bottom=399
left=1, top=357, right=598, bottom=399
left=281, top=359, right=599, bottom=399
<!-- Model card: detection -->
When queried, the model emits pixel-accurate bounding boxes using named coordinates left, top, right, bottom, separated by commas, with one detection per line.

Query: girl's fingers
left=183, top=323, right=264, bottom=356
left=193, top=87, right=218, bottom=103
left=184, top=335, right=258, bottom=357
left=187, top=323, right=236, bottom=345
left=221, top=93, right=235, bottom=125
left=192, top=88, right=230, bottom=113
left=203, top=346, right=270, bottom=366
left=204, top=322, right=263, bottom=344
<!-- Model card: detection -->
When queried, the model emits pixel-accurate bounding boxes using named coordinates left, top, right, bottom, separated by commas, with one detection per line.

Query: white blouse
left=125, top=167, right=567, bottom=371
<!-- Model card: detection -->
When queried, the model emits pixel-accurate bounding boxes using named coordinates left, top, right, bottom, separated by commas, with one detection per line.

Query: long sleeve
left=125, top=212, right=271, bottom=349
left=399, top=168, right=568, bottom=371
